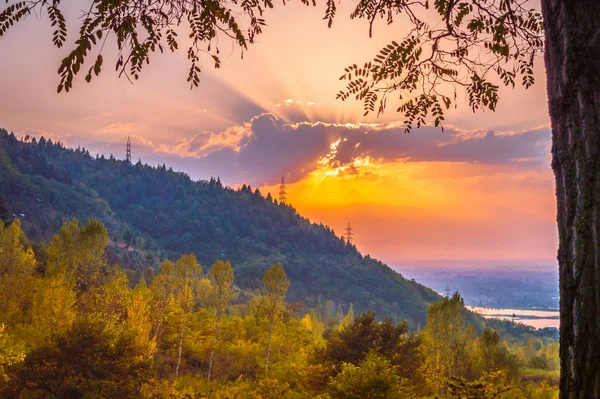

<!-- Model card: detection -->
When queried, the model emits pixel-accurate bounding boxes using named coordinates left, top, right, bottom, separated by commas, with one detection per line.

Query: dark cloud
left=117, top=113, right=552, bottom=186
left=184, top=114, right=335, bottom=184
left=325, top=125, right=550, bottom=167
left=224, top=115, right=550, bottom=184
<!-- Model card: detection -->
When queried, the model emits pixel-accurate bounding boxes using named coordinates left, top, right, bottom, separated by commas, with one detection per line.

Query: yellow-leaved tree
left=173, top=254, right=202, bottom=377
left=337, top=303, right=354, bottom=331
left=419, top=292, right=475, bottom=393
left=207, top=260, right=234, bottom=381
left=262, top=263, right=290, bottom=375
left=29, top=273, right=76, bottom=345
left=0, top=220, right=36, bottom=326
left=46, top=219, right=109, bottom=294
left=0, top=324, right=23, bottom=383
left=150, top=260, right=176, bottom=349
left=128, top=282, right=157, bottom=359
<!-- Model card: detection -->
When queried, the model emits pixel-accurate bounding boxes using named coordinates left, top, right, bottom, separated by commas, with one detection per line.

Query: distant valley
left=394, top=260, right=559, bottom=310
left=394, top=260, right=559, bottom=329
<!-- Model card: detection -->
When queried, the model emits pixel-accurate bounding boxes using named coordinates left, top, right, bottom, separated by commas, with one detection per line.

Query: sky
left=0, top=1, right=557, bottom=267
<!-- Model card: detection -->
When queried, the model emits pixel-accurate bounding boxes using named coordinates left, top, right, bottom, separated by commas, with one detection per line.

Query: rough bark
left=541, top=1, right=600, bottom=397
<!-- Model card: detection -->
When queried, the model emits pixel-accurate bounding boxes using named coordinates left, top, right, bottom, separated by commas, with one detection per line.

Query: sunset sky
left=0, top=1, right=556, bottom=266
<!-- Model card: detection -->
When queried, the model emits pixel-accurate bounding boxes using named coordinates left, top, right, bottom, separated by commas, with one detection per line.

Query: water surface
left=467, top=306, right=559, bottom=329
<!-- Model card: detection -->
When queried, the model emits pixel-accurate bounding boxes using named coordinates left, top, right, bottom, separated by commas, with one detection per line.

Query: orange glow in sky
left=261, top=159, right=556, bottom=263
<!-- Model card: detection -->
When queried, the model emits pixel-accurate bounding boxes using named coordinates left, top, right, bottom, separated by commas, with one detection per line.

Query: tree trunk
left=155, top=319, right=163, bottom=344
left=541, top=1, right=600, bottom=397
left=265, top=319, right=274, bottom=375
left=175, top=313, right=185, bottom=377
left=207, top=314, right=220, bottom=382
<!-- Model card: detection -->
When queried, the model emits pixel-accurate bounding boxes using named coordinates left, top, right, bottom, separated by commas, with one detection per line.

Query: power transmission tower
left=445, top=285, right=451, bottom=298
left=278, top=177, right=287, bottom=203
left=343, top=222, right=354, bottom=245
left=126, top=136, right=132, bottom=163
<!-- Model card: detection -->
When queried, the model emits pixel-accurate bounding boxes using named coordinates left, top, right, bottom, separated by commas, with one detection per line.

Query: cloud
left=272, top=98, right=319, bottom=108
left=99, top=123, right=140, bottom=135
left=155, top=122, right=253, bottom=158
left=314, top=124, right=551, bottom=169
left=123, top=113, right=550, bottom=186
left=183, top=114, right=550, bottom=185
left=96, top=123, right=158, bottom=150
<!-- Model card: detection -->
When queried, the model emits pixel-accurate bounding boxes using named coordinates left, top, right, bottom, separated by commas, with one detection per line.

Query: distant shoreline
left=467, top=306, right=560, bottom=329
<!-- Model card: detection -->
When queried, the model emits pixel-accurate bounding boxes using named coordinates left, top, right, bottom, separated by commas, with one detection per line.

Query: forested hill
left=0, top=128, right=439, bottom=326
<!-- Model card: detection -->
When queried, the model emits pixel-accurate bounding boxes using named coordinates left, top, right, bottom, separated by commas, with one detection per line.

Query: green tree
left=419, top=293, right=475, bottom=393
left=323, top=311, right=409, bottom=367
left=46, top=219, right=109, bottom=294
left=446, top=372, right=513, bottom=399
left=529, top=356, right=550, bottom=371
left=301, top=310, right=325, bottom=342
left=207, top=260, right=234, bottom=381
left=474, top=328, right=520, bottom=379
left=29, top=275, right=76, bottom=345
left=0, top=219, right=36, bottom=324
left=262, top=263, right=290, bottom=375
left=337, top=303, right=354, bottom=330
left=321, top=311, right=423, bottom=385
left=327, top=351, right=412, bottom=399
left=478, top=329, right=500, bottom=373
left=253, top=378, right=291, bottom=399
left=530, top=381, right=559, bottom=399
left=4, top=318, right=152, bottom=398
left=128, top=282, right=157, bottom=360
left=173, top=254, right=202, bottom=377
left=150, top=260, right=176, bottom=347
left=0, top=324, right=23, bottom=383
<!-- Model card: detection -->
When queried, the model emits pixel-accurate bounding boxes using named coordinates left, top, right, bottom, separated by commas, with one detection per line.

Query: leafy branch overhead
left=0, top=0, right=313, bottom=91
left=335, top=0, right=543, bottom=131
left=1, top=0, right=542, bottom=126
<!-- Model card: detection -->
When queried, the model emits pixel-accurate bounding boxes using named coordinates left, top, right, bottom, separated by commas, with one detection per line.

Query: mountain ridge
left=0, top=128, right=440, bottom=327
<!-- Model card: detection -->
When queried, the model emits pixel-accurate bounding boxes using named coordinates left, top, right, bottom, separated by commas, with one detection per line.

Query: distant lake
left=466, top=306, right=559, bottom=329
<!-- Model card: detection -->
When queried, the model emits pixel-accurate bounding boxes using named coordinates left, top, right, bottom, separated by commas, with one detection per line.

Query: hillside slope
left=0, top=129, right=440, bottom=326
